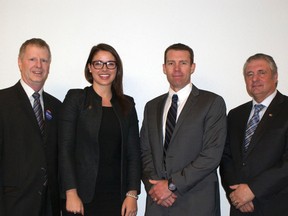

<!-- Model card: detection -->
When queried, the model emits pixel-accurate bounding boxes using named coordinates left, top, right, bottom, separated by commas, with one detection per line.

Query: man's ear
left=190, top=63, right=196, bottom=74
left=163, top=63, right=167, bottom=74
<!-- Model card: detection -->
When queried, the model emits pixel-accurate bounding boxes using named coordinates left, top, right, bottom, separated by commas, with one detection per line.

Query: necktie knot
left=172, top=94, right=178, bottom=104
left=33, top=92, right=40, bottom=100
left=254, top=104, right=265, bottom=114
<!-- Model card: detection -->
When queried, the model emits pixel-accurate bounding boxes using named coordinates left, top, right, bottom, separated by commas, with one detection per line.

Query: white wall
left=1, top=0, right=288, bottom=215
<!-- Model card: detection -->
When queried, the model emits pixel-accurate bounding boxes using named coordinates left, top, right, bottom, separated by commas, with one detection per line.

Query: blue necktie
left=164, top=94, right=178, bottom=154
left=244, top=104, right=265, bottom=151
left=33, top=92, right=44, bottom=134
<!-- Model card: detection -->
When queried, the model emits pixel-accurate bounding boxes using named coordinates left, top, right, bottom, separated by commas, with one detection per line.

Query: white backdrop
left=1, top=0, right=288, bottom=215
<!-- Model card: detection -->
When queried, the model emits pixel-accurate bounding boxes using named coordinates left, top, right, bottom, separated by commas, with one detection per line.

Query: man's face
left=18, top=44, right=50, bottom=91
left=163, top=50, right=195, bottom=92
left=244, top=59, right=278, bottom=103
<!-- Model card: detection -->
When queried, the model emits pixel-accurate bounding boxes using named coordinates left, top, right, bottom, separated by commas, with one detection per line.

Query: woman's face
left=88, top=50, right=117, bottom=88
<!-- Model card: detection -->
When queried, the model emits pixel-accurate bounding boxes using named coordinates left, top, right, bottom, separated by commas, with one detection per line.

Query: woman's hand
left=121, top=190, right=138, bottom=216
left=66, top=189, right=84, bottom=215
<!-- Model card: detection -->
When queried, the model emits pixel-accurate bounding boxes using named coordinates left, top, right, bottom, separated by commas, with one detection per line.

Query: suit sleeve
left=58, top=90, right=83, bottom=194
left=140, top=104, right=160, bottom=192
left=172, top=96, right=227, bottom=194
left=125, top=102, right=141, bottom=194
left=220, top=113, right=238, bottom=195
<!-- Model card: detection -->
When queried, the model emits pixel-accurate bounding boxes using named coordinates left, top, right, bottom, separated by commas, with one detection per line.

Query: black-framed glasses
left=91, top=60, right=117, bottom=70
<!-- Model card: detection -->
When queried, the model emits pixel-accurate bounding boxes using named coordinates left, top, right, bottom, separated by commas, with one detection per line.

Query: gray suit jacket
left=141, top=85, right=227, bottom=216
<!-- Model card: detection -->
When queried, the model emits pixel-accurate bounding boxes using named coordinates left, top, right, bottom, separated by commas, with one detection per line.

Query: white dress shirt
left=162, top=83, right=192, bottom=144
left=248, top=90, right=277, bottom=122
left=20, top=79, right=44, bottom=117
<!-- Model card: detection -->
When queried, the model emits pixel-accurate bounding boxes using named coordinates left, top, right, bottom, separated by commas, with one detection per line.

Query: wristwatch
left=168, top=178, right=177, bottom=192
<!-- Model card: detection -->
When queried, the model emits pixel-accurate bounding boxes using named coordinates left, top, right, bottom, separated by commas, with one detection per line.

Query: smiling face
left=244, top=59, right=278, bottom=103
left=18, top=44, right=51, bottom=91
left=163, top=49, right=195, bottom=92
left=88, top=50, right=117, bottom=89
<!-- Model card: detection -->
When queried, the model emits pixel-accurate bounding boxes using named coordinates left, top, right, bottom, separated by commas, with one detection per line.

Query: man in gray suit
left=140, top=43, right=227, bottom=216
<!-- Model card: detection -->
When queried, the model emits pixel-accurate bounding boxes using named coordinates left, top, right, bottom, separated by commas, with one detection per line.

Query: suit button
left=242, top=162, right=246, bottom=166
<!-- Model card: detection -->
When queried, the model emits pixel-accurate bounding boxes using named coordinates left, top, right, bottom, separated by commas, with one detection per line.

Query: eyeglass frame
left=91, top=60, right=117, bottom=70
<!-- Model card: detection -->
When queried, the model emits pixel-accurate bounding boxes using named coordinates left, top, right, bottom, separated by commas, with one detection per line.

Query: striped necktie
left=32, top=92, right=44, bottom=134
left=243, top=104, right=265, bottom=151
left=164, top=94, right=178, bottom=155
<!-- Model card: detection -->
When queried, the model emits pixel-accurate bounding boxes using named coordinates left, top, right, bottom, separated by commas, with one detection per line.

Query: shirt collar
left=168, top=83, right=192, bottom=102
left=20, top=79, right=44, bottom=98
left=252, top=89, right=277, bottom=107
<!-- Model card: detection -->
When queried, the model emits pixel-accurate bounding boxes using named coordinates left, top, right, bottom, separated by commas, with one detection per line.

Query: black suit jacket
left=0, top=81, right=61, bottom=216
left=220, top=91, right=288, bottom=216
left=59, top=87, right=141, bottom=203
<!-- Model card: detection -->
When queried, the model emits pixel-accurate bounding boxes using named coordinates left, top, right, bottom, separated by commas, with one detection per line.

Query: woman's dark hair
left=84, top=43, right=132, bottom=114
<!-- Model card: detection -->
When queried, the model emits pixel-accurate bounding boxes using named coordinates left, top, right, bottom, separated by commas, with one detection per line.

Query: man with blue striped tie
left=220, top=53, right=288, bottom=216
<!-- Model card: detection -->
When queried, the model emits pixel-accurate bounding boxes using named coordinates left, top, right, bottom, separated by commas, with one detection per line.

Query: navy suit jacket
left=220, top=91, right=288, bottom=216
left=0, top=81, right=61, bottom=216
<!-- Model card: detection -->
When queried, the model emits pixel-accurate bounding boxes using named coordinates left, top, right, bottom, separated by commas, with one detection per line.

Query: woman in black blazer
left=59, top=43, right=141, bottom=216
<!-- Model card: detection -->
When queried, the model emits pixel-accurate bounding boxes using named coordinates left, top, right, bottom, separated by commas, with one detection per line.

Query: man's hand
left=239, top=201, right=254, bottom=213
left=148, top=179, right=177, bottom=207
left=159, top=193, right=177, bottom=207
left=229, top=184, right=255, bottom=210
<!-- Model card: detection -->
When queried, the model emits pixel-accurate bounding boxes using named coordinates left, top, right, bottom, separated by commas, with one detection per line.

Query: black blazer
left=220, top=91, right=288, bottom=216
left=0, top=81, right=61, bottom=216
left=59, top=87, right=141, bottom=203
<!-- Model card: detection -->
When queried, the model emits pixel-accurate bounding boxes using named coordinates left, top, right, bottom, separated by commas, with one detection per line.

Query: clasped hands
left=148, top=179, right=177, bottom=207
left=229, top=184, right=255, bottom=213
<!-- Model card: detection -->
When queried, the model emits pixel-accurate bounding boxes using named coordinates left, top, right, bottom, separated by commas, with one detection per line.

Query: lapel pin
left=45, top=110, right=53, bottom=120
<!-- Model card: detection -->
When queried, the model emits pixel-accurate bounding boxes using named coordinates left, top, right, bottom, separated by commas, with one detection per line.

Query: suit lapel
left=156, top=95, right=168, bottom=151
left=15, top=82, right=43, bottom=137
left=83, top=87, right=102, bottom=143
left=170, top=85, right=198, bottom=143
left=245, top=92, right=283, bottom=156
left=43, top=92, right=55, bottom=142
left=236, top=103, right=252, bottom=158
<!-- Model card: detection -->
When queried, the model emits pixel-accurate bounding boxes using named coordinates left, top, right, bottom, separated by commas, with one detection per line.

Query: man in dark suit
left=140, top=43, right=227, bottom=216
left=220, top=53, right=288, bottom=216
left=0, top=38, right=61, bottom=216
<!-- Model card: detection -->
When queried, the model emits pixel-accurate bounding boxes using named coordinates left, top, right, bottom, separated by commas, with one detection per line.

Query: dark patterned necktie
left=164, top=94, right=178, bottom=153
left=32, top=92, right=44, bottom=134
left=243, top=104, right=265, bottom=151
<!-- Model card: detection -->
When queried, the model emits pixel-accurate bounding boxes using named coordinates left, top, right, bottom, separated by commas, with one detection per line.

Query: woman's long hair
left=84, top=43, right=132, bottom=115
